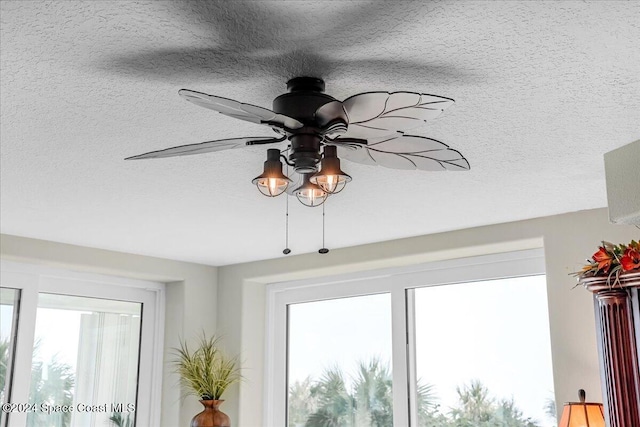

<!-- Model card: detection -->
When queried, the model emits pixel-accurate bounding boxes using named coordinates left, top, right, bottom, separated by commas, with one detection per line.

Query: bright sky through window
left=286, top=275, right=555, bottom=426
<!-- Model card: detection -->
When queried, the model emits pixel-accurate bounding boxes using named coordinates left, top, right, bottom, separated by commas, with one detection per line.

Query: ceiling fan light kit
left=310, top=145, right=352, bottom=195
left=251, top=148, right=291, bottom=197
left=294, top=173, right=328, bottom=208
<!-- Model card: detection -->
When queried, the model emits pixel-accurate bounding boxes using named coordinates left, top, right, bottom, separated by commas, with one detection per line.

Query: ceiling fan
left=126, top=77, right=469, bottom=207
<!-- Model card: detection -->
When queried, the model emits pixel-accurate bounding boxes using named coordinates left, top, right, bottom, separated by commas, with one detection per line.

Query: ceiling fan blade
left=326, top=137, right=377, bottom=166
left=125, top=136, right=285, bottom=160
left=315, top=100, right=348, bottom=136
left=179, top=89, right=304, bottom=131
left=367, top=134, right=450, bottom=153
left=335, top=135, right=469, bottom=171
left=335, top=144, right=377, bottom=167
left=340, top=91, right=455, bottom=140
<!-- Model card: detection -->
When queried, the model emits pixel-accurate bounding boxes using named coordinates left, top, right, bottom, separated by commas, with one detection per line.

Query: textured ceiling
left=1, top=1, right=639, bottom=266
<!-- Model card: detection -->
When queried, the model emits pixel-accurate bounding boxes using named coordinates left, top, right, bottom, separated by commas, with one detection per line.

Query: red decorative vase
left=190, top=400, right=231, bottom=427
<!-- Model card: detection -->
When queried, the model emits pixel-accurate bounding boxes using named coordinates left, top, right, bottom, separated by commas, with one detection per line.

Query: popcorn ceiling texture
left=1, top=1, right=639, bottom=265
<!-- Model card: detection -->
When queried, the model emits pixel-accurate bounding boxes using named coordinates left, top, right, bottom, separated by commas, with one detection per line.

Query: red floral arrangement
left=575, top=240, right=640, bottom=284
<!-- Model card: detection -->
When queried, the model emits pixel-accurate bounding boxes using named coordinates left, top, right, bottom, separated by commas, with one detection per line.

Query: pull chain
left=319, top=201, right=329, bottom=254
left=283, top=161, right=291, bottom=255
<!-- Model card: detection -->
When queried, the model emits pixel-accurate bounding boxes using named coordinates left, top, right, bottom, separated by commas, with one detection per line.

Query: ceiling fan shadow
left=102, top=48, right=474, bottom=84
left=166, top=0, right=405, bottom=52
left=98, top=1, right=477, bottom=84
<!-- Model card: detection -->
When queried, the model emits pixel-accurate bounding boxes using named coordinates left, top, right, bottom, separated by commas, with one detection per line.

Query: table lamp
left=558, top=389, right=605, bottom=427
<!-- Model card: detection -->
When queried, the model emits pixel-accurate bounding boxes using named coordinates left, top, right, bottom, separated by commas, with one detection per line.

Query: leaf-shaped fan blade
left=335, top=145, right=376, bottom=166
left=340, top=91, right=454, bottom=140
left=178, top=89, right=304, bottom=131
left=336, top=135, right=469, bottom=171
left=125, top=136, right=285, bottom=160
left=315, top=100, right=348, bottom=136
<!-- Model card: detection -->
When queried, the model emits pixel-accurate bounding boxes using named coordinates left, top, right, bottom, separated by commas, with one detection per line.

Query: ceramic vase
left=190, top=399, right=231, bottom=427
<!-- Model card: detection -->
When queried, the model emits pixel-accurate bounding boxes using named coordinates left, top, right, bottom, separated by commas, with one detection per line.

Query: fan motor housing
left=273, top=77, right=338, bottom=127
left=289, top=133, right=322, bottom=173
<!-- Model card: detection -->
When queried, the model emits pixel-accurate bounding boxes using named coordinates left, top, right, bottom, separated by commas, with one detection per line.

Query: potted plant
left=174, top=334, right=241, bottom=427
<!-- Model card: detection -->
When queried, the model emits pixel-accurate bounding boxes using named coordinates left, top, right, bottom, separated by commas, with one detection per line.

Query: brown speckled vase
left=190, top=400, right=231, bottom=427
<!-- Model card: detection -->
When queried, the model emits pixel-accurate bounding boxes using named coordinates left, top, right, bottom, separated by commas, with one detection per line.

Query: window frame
left=0, top=287, right=21, bottom=421
left=265, top=248, right=547, bottom=426
left=0, top=260, right=165, bottom=427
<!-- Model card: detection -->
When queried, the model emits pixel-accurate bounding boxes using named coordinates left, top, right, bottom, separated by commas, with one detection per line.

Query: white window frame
left=0, top=260, right=165, bottom=427
left=265, top=248, right=547, bottom=426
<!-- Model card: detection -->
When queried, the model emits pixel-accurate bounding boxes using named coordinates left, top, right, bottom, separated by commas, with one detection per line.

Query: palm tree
left=493, top=398, right=538, bottom=427
left=449, top=380, right=494, bottom=425
left=299, top=357, right=436, bottom=427
left=26, top=341, right=75, bottom=427
left=288, top=377, right=318, bottom=427
left=544, top=396, right=557, bottom=422
left=307, top=366, right=355, bottom=426
left=0, top=338, right=10, bottom=404
left=448, top=381, right=541, bottom=427
left=0, top=338, right=75, bottom=427
left=290, top=365, right=541, bottom=427
left=109, top=412, right=134, bottom=427
left=352, top=359, right=393, bottom=426
left=416, top=382, right=449, bottom=427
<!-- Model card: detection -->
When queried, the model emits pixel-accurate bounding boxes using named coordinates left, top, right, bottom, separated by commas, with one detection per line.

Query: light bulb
left=314, top=174, right=345, bottom=193
left=326, top=175, right=336, bottom=192
left=268, top=178, right=278, bottom=194
left=255, top=177, right=289, bottom=197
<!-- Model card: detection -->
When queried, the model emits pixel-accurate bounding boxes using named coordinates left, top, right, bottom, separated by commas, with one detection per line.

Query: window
left=288, top=294, right=393, bottom=426
left=1, top=287, right=20, bottom=422
left=267, top=249, right=556, bottom=426
left=410, top=276, right=555, bottom=426
left=0, top=261, right=164, bottom=427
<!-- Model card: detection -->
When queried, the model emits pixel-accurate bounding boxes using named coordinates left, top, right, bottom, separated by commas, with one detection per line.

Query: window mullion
left=405, top=288, right=419, bottom=426
left=391, top=286, right=410, bottom=427
left=264, top=290, right=289, bottom=426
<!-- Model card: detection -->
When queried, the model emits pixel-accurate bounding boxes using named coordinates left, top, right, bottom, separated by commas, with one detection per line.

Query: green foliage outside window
left=288, top=358, right=547, bottom=427
left=1, top=338, right=75, bottom=427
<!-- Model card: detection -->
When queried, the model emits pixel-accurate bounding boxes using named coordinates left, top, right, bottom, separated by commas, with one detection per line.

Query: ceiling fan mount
left=285, top=76, right=326, bottom=92
left=127, top=76, right=469, bottom=208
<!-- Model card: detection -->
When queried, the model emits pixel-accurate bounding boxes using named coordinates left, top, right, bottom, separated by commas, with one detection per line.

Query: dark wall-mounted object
left=582, top=272, right=640, bottom=426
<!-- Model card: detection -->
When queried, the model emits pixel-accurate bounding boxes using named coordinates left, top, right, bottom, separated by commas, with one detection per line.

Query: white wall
left=0, top=234, right=218, bottom=427
left=216, top=207, right=639, bottom=426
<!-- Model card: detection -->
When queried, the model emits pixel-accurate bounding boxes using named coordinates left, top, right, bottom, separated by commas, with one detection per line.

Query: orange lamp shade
left=558, top=389, right=605, bottom=427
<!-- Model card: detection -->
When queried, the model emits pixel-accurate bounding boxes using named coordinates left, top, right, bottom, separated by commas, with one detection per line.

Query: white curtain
left=71, top=312, right=140, bottom=427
